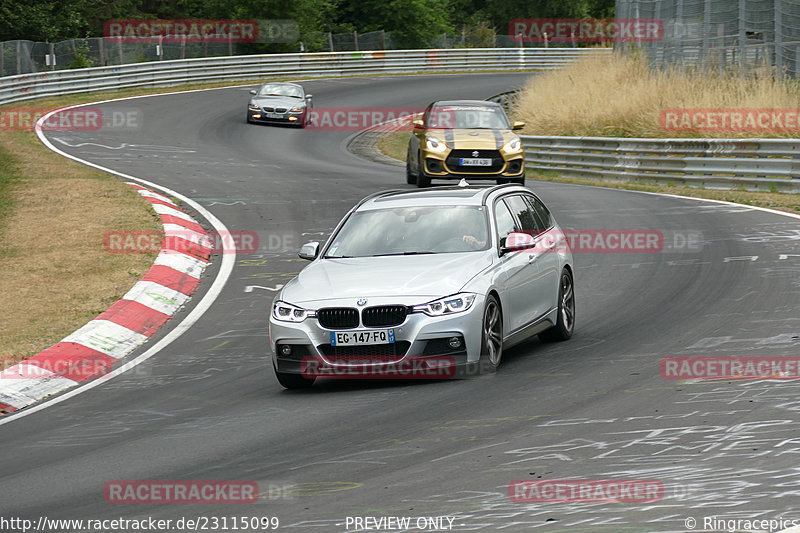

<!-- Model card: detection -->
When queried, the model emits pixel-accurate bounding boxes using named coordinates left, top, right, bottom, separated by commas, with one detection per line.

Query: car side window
left=494, top=201, right=517, bottom=247
left=504, top=195, right=545, bottom=235
left=525, top=195, right=552, bottom=230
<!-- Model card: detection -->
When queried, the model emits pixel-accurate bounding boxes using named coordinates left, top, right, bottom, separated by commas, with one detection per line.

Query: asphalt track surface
left=2, top=74, right=800, bottom=532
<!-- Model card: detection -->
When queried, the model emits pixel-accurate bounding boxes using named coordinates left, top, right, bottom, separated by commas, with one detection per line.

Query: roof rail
left=355, top=189, right=406, bottom=209
left=480, top=182, right=523, bottom=203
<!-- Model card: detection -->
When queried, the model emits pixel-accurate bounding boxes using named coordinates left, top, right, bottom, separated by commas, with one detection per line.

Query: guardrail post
left=328, top=32, right=334, bottom=52
left=354, top=31, right=358, bottom=51
left=117, top=36, right=123, bottom=65
left=181, top=34, right=186, bottom=59
left=775, top=0, right=783, bottom=76
left=1, top=42, right=4, bottom=76
left=738, top=0, right=746, bottom=72
left=48, top=42, right=55, bottom=70
left=703, top=0, right=711, bottom=68
left=99, top=37, right=105, bottom=66
left=676, top=0, right=684, bottom=67
left=16, top=40, right=21, bottom=75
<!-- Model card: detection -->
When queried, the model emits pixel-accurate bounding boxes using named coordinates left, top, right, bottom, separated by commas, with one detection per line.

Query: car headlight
left=290, top=106, right=305, bottom=112
left=426, top=136, right=448, bottom=153
left=248, top=102, right=260, bottom=111
left=413, top=293, right=476, bottom=316
left=502, top=137, right=522, bottom=153
left=272, top=301, right=315, bottom=323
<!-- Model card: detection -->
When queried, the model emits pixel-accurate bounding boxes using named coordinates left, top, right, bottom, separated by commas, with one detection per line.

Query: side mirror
left=305, top=94, right=313, bottom=100
left=500, top=232, right=536, bottom=255
left=412, top=119, right=424, bottom=130
left=298, top=241, right=320, bottom=261
left=249, top=89, right=257, bottom=95
left=512, top=121, right=525, bottom=130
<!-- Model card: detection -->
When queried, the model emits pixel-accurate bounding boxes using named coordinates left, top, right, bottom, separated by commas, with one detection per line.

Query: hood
left=428, top=129, right=516, bottom=150
left=281, top=253, right=494, bottom=305
left=251, top=95, right=305, bottom=108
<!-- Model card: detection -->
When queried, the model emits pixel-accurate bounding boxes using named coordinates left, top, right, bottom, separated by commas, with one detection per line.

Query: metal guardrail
left=0, top=48, right=608, bottom=107
left=521, top=135, right=800, bottom=192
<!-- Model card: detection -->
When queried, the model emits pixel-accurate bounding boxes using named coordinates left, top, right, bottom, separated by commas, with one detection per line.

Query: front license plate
left=330, top=329, right=395, bottom=346
left=265, top=112, right=283, bottom=118
left=459, top=158, right=492, bottom=166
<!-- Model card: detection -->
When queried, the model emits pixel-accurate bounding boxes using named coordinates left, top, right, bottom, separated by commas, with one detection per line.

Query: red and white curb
left=0, top=183, right=209, bottom=414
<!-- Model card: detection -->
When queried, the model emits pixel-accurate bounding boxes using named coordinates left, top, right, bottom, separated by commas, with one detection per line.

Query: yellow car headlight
left=502, top=137, right=522, bottom=153
left=426, top=136, right=448, bottom=153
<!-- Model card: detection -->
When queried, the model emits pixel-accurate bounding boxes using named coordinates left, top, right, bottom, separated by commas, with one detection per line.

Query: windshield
left=427, top=105, right=510, bottom=129
left=257, top=84, right=303, bottom=98
left=325, top=206, right=490, bottom=257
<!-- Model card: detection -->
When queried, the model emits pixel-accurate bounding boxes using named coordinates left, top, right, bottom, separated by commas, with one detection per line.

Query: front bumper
left=421, top=148, right=525, bottom=179
left=248, top=108, right=305, bottom=125
left=269, top=296, right=486, bottom=377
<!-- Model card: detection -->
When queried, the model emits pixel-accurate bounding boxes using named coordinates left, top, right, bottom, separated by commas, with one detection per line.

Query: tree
left=334, top=0, right=452, bottom=48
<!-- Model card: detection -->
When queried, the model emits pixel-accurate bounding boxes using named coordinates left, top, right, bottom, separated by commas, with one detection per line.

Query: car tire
left=406, top=150, right=417, bottom=185
left=510, top=176, right=526, bottom=185
left=416, top=154, right=431, bottom=188
left=275, top=370, right=315, bottom=389
left=479, top=294, right=503, bottom=372
left=496, top=178, right=507, bottom=185
left=246, top=115, right=253, bottom=124
left=539, top=269, right=575, bottom=342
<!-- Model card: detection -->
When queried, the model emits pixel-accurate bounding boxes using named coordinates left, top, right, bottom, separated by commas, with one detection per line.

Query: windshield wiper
left=370, top=251, right=436, bottom=256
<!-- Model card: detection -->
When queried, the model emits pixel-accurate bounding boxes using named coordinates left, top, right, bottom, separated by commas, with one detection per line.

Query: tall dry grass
left=514, top=52, right=800, bottom=138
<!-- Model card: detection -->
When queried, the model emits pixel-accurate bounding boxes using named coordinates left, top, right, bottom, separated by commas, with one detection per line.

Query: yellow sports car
left=406, top=100, right=526, bottom=187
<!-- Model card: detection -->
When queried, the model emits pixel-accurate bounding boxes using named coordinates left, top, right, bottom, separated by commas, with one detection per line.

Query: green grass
left=377, top=131, right=411, bottom=161
left=0, top=143, right=19, bottom=229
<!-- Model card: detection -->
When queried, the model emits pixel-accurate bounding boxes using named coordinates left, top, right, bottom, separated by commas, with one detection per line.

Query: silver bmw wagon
left=269, top=183, right=575, bottom=389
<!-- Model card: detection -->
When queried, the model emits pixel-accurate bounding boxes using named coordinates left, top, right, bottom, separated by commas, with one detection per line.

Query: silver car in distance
left=247, top=82, right=312, bottom=127
left=268, top=183, right=575, bottom=389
